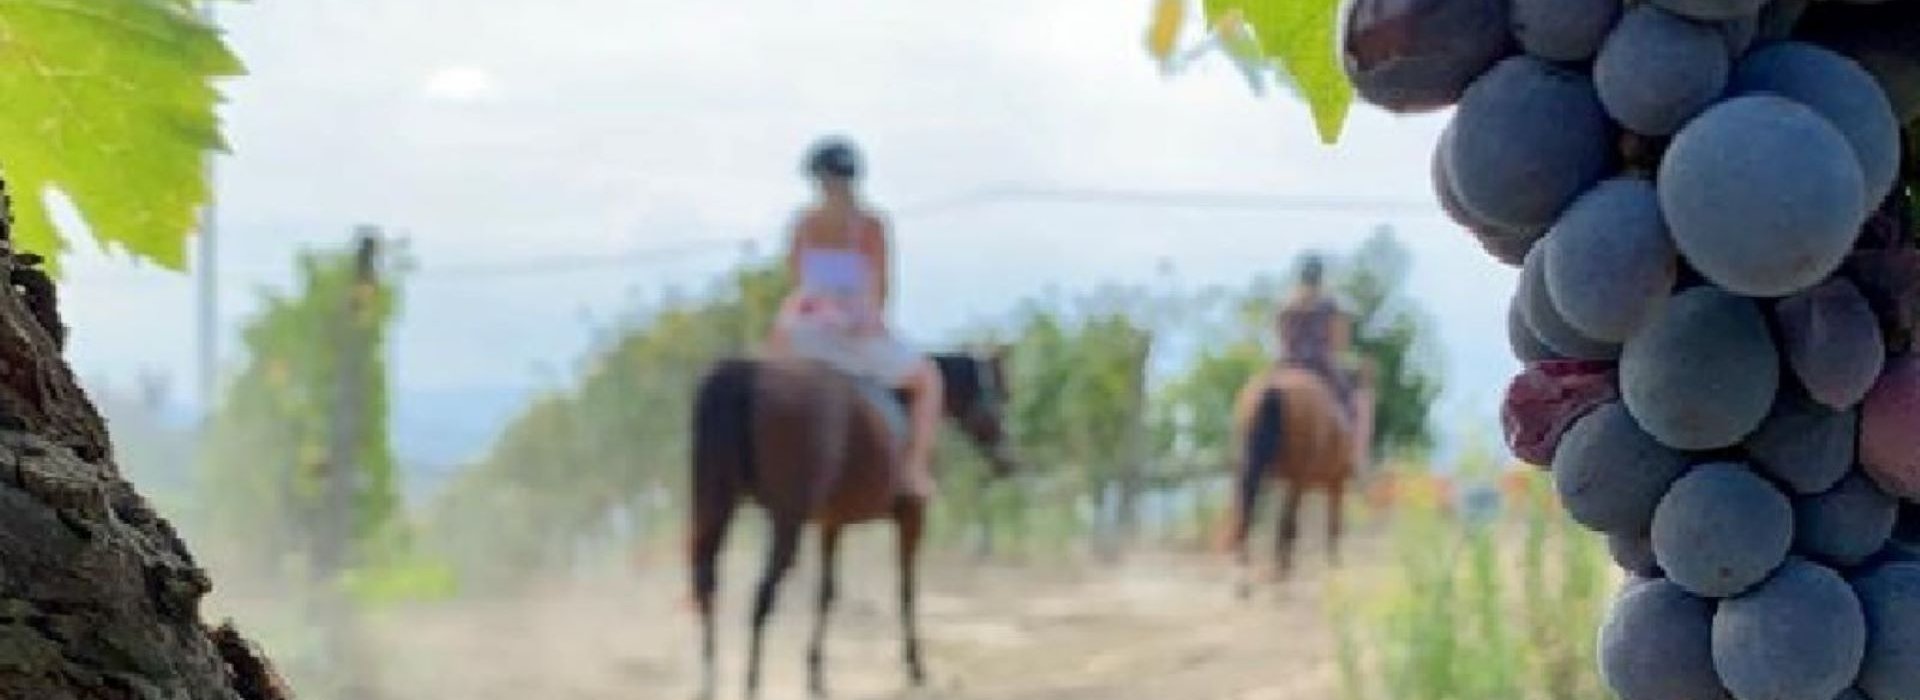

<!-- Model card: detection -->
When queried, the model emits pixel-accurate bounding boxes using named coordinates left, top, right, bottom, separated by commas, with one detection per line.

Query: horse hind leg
left=745, top=517, right=804, bottom=700
left=690, top=499, right=737, bottom=700
left=807, top=525, right=844, bottom=699
left=690, top=463, right=743, bottom=700
left=1274, top=479, right=1306, bottom=581
left=1327, top=478, right=1347, bottom=569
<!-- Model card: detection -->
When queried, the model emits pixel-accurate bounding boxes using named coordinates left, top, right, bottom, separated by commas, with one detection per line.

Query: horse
left=687, top=348, right=1019, bottom=700
left=1225, top=362, right=1374, bottom=594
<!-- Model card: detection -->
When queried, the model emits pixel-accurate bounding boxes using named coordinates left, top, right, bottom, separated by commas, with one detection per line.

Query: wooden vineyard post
left=311, top=225, right=385, bottom=698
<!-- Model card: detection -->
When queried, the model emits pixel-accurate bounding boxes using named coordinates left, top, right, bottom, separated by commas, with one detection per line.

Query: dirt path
left=348, top=540, right=1356, bottom=700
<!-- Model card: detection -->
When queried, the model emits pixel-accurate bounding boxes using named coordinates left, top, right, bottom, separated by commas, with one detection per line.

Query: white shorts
left=780, top=311, right=923, bottom=387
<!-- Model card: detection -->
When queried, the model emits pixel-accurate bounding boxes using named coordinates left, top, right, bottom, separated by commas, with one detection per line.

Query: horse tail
left=1233, top=386, right=1285, bottom=548
left=1246, top=387, right=1286, bottom=475
left=689, top=358, right=757, bottom=607
left=695, top=358, right=759, bottom=481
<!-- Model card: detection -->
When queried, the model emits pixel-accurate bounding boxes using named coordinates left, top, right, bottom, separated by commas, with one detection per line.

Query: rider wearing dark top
left=1274, top=255, right=1357, bottom=421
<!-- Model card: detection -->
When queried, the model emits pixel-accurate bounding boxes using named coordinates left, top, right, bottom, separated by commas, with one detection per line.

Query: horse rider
left=1273, top=254, right=1359, bottom=426
left=766, top=136, right=945, bottom=498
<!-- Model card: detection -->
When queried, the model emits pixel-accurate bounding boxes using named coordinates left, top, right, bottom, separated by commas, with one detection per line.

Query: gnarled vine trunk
left=0, top=251, right=290, bottom=695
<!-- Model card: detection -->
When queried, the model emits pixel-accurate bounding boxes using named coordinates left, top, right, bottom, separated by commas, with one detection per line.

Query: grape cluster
left=1344, top=0, right=1920, bottom=698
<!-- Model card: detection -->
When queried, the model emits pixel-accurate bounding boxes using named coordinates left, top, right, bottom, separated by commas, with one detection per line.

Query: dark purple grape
left=1446, top=57, right=1616, bottom=233
left=1653, top=462, right=1793, bottom=598
left=1600, top=578, right=1728, bottom=700
left=1774, top=277, right=1886, bottom=411
left=1714, top=559, right=1866, bottom=700
left=1852, top=562, right=1920, bottom=700
left=1341, top=0, right=1513, bottom=113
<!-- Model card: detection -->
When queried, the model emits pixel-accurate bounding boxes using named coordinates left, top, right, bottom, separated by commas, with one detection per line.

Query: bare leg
left=745, top=518, right=803, bottom=700
left=896, top=500, right=929, bottom=686
left=899, top=360, right=945, bottom=497
left=807, top=525, right=844, bottom=698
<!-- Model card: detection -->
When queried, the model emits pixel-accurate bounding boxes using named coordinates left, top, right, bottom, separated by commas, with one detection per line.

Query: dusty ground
left=323, top=532, right=1369, bottom=700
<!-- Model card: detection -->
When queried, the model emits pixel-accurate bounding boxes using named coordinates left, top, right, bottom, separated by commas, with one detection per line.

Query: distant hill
left=88, top=375, right=535, bottom=509
left=389, top=383, right=533, bottom=503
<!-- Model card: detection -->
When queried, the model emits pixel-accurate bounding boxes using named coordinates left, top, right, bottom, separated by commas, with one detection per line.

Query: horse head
left=931, top=345, right=1021, bottom=478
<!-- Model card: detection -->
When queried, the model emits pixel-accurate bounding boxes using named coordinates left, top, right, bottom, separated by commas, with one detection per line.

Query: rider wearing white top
left=768, top=138, right=945, bottom=497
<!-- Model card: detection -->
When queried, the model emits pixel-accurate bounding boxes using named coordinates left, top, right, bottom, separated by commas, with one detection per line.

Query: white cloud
left=422, top=66, right=498, bottom=103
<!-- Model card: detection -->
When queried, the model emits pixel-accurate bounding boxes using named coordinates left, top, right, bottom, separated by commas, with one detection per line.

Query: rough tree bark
left=0, top=181, right=292, bottom=698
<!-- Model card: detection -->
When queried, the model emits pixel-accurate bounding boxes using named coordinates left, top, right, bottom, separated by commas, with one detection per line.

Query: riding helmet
left=1299, top=254, right=1327, bottom=285
left=805, top=137, right=863, bottom=180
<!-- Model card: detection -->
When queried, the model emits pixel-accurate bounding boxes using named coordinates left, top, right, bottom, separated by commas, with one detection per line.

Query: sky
left=58, top=0, right=1523, bottom=467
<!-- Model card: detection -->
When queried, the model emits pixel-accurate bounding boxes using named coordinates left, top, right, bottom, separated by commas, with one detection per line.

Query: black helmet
left=805, top=137, right=862, bottom=180
left=1299, top=254, right=1326, bottom=285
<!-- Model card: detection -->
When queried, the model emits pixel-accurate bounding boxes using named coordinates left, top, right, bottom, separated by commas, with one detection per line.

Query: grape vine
left=197, top=235, right=410, bottom=586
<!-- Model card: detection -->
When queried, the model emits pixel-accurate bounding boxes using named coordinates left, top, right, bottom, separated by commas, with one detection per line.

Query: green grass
left=1330, top=467, right=1619, bottom=700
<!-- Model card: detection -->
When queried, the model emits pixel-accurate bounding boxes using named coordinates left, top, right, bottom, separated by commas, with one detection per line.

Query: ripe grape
left=1553, top=402, right=1691, bottom=535
left=1609, top=532, right=1664, bottom=577
left=1713, top=558, right=1866, bottom=700
left=1653, top=463, right=1794, bottom=598
left=1431, top=0, right=1916, bottom=688
left=1341, top=0, right=1513, bottom=112
left=1446, top=56, right=1616, bottom=233
left=1594, top=6, right=1733, bottom=136
left=1657, top=95, right=1867, bottom=297
left=1511, top=0, right=1618, bottom=62
left=1730, top=42, right=1901, bottom=208
left=1851, top=562, right=1920, bottom=700
left=1744, top=392, right=1857, bottom=495
left=1774, top=277, right=1886, bottom=411
left=1543, top=177, right=1676, bottom=343
left=1507, top=300, right=1561, bottom=362
left=1795, top=0, right=1920, bottom=124
left=1620, top=286, right=1776, bottom=450
left=1861, top=357, right=1920, bottom=500
left=1795, top=471, right=1900, bottom=568
left=1519, top=246, right=1622, bottom=360
left=1599, top=579, right=1728, bottom=700
left=1435, top=124, right=1534, bottom=265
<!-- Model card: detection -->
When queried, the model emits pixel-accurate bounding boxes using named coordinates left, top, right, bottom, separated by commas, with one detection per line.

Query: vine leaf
left=0, top=0, right=243, bottom=272
left=1196, top=0, right=1353, bottom=144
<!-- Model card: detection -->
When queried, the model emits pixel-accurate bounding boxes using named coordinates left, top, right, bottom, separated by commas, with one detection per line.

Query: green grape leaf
left=0, top=0, right=243, bottom=272
left=1200, top=0, right=1352, bottom=144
